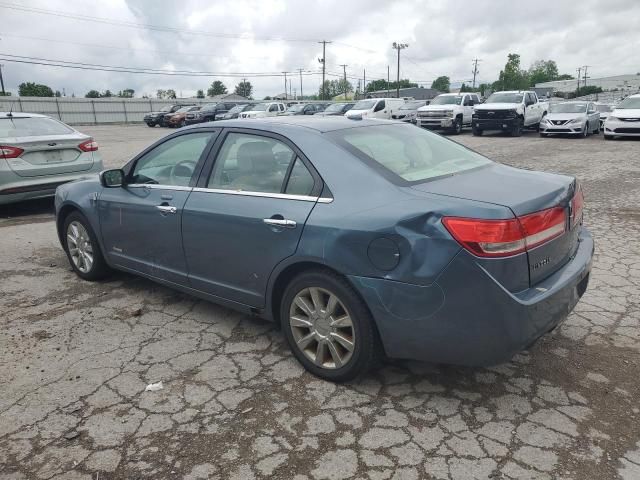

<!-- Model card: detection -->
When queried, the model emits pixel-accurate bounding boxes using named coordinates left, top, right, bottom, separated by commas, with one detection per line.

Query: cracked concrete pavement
left=0, top=125, right=638, bottom=479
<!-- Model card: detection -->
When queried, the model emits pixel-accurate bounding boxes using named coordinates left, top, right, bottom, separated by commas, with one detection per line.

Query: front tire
left=581, top=123, right=589, bottom=138
left=472, top=125, right=483, bottom=136
left=604, top=134, right=614, bottom=140
left=63, top=212, right=110, bottom=281
left=280, top=269, right=381, bottom=382
left=146, top=122, right=156, bottom=128
left=510, top=118, right=523, bottom=137
left=451, top=117, right=462, bottom=135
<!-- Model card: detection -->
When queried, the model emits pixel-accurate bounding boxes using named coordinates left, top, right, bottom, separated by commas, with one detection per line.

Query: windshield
left=595, top=104, right=612, bottom=113
left=550, top=103, right=587, bottom=114
left=287, top=104, right=305, bottom=112
left=324, top=103, right=346, bottom=112
left=486, top=93, right=524, bottom=104
left=160, top=105, right=173, bottom=112
left=201, top=104, right=218, bottom=111
left=329, top=124, right=491, bottom=183
left=430, top=96, right=462, bottom=106
left=353, top=100, right=377, bottom=110
left=175, top=107, right=192, bottom=113
left=250, top=103, right=268, bottom=111
left=399, top=101, right=425, bottom=110
left=228, top=104, right=248, bottom=114
left=616, top=97, right=640, bottom=109
left=0, top=117, right=74, bottom=138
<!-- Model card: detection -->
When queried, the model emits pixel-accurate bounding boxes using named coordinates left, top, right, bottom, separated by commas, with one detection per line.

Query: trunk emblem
left=532, top=257, right=551, bottom=270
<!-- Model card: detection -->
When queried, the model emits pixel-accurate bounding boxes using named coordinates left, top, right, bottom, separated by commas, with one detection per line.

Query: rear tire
left=472, top=125, right=483, bottom=136
left=146, top=122, right=156, bottom=127
left=63, top=212, right=110, bottom=281
left=280, top=269, right=381, bottom=382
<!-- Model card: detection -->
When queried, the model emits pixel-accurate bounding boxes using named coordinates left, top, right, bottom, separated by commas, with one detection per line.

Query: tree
left=0, top=91, right=11, bottom=96
left=366, top=78, right=417, bottom=93
left=492, top=53, right=529, bottom=91
left=234, top=80, right=252, bottom=98
left=118, top=88, right=135, bottom=98
left=196, top=89, right=205, bottom=98
left=431, top=76, right=451, bottom=93
left=55, top=90, right=62, bottom=97
left=573, top=85, right=603, bottom=98
left=166, top=89, right=177, bottom=99
left=207, top=80, right=228, bottom=97
left=18, top=82, right=54, bottom=97
left=556, top=74, right=574, bottom=81
left=85, top=90, right=101, bottom=98
left=101, top=90, right=113, bottom=98
left=527, top=60, right=559, bottom=86
left=263, top=96, right=272, bottom=100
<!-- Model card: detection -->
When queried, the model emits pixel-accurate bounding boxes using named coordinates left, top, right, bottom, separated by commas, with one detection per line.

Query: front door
left=182, top=130, right=320, bottom=306
left=99, top=130, right=218, bottom=284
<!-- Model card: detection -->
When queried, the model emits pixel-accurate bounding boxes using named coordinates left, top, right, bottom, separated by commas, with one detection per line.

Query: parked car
left=314, top=103, right=355, bottom=116
left=239, top=102, right=286, bottom=118
left=165, top=106, right=201, bottom=128
left=603, top=94, right=640, bottom=140
left=218, top=104, right=253, bottom=120
left=185, top=102, right=237, bottom=125
left=1, top=112, right=103, bottom=205
left=472, top=91, right=549, bottom=136
left=144, top=104, right=192, bottom=127
left=55, top=117, right=592, bottom=381
left=539, top=102, right=600, bottom=137
left=416, top=94, right=479, bottom=133
left=345, top=98, right=406, bottom=119
left=594, top=103, right=613, bottom=130
left=392, top=100, right=428, bottom=124
left=283, top=104, right=324, bottom=116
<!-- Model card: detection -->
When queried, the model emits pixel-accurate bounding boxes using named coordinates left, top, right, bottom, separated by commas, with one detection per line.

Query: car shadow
left=0, top=198, right=55, bottom=226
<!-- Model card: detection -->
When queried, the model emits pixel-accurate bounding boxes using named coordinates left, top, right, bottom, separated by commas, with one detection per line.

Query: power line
left=0, top=53, right=323, bottom=78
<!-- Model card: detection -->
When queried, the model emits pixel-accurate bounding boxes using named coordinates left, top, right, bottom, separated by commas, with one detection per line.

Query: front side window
left=329, top=124, right=491, bottom=183
left=374, top=100, right=386, bottom=112
left=269, top=104, right=279, bottom=112
left=131, top=132, right=213, bottom=186
left=208, top=133, right=296, bottom=193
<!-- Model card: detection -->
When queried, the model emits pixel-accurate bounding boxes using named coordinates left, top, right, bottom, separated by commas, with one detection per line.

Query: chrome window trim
left=127, top=184, right=192, bottom=191
left=191, top=187, right=333, bottom=203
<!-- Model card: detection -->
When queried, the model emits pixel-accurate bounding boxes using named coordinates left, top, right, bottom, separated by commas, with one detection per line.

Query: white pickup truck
left=472, top=90, right=548, bottom=136
left=416, top=93, right=480, bottom=134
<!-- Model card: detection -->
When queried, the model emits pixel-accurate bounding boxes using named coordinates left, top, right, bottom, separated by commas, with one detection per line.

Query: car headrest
left=237, top=141, right=276, bottom=173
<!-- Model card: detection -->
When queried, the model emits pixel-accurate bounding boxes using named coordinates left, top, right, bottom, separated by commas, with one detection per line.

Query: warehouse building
left=535, top=73, right=640, bottom=94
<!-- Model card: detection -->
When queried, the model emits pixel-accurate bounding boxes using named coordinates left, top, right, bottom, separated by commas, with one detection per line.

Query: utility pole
left=297, top=68, right=305, bottom=99
left=318, top=40, right=331, bottom=100
left=472, top=58, right=481, bottom=89
left=0, top=64, right=5, bottom=96
left=387, top=65, right=390, bottom=96
left=363, top=69, right=366, bottom=97
left=392, top=42, right=408, bottom=98
left=582, top=65, right=590, bottom=88
left=289, top=79, right=292, bottom=100
left=340, top=64, right=348, bottom=100
left=282, top=72, right=288, bottom=100
left=576, top=67, right=582, bottom=92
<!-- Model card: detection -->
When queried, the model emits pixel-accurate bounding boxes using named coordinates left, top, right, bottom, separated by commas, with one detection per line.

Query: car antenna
left=7, top=101, right=14, bottom=117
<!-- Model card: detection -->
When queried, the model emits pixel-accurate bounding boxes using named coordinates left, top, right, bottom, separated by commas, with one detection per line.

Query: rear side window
left=208, top=133, right=296, bottom=194
left=0, top=117, right=74, bottom=138
left=329, top=124, right=491, bottom=183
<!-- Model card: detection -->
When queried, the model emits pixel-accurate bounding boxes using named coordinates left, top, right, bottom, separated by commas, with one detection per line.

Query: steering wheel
left=169, top=159, right=197, bottom=185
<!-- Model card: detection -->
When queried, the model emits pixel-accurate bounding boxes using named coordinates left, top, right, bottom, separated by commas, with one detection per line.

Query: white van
left=345, top=98, right=406, bottom=120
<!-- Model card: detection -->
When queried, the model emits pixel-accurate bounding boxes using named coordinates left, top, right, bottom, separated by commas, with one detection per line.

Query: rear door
left=182, top=129, right=322, bottom=306
left=99, top=130, right=219, bottom=284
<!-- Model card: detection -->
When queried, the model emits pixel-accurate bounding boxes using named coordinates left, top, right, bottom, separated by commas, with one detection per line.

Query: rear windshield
left=0, top=117, right=74, bottom=138
left=328, top=124, right=491, bottom=183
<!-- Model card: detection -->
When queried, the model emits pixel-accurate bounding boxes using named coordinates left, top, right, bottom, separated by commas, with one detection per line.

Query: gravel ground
left=1, top=124, right=639, bottom=480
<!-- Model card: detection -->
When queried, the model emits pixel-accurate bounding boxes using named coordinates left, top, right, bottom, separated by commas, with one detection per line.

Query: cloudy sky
left=1, top=0, right=639, bottom=99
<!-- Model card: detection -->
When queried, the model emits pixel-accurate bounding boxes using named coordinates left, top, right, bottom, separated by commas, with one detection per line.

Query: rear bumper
left=472, top=117, right=518, bottom=130
left=0, top=169, right=102, bottom=205
left=349, top=227, right=594, bottom=366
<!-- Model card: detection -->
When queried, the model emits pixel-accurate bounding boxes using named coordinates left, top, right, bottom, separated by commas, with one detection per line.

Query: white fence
left=0, top=97, right=216, bottom=125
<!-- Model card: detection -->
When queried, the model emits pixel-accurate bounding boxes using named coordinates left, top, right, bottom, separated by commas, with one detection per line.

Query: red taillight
left=0, top=145, right=24, bottom=159
left=443, top=206, right=567, bottom=258
left=570, top=187, right=584, bottom=228
left=78, top=139, right=98, bottom=152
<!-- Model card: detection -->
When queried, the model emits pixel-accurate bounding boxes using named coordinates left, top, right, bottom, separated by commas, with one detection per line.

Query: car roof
left=182, top=116, right=404, bottom=133
left=0, top=112, right=49, bottom=119
left=437, top=93, right=465, bottom=97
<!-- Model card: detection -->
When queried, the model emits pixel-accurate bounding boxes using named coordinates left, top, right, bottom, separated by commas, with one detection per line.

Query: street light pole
left=282, top=72, right=288, bottom=100
left=392, top=42, right=408, bottom=98
left=340, top=64, right=348, bottom=100
left=318, top=40, right=331, bottom=100
left=297, top=68, right=305, bottom=99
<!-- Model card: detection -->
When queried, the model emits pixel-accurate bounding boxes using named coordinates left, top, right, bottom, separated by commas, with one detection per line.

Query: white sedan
left=603, top=94, right=640, bottom=140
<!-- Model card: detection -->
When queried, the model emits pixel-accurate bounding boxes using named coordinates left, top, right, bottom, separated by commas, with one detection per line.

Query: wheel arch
left=56, top=203, right=82, bottom=247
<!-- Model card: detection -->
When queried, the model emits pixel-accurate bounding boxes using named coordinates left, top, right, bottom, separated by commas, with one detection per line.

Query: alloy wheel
left=289, top=287, right=355, bottom=369
left=67, top=221, right=94, bottom=273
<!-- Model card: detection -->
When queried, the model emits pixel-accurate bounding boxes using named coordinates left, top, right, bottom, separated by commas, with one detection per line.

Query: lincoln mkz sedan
left=55, top=117, right=593, bottom=381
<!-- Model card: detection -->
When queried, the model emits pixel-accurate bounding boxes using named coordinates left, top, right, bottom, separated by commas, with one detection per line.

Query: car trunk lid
left=412, top=163, right=580, bottom=286
left=2, top=134, right=95, bottom=177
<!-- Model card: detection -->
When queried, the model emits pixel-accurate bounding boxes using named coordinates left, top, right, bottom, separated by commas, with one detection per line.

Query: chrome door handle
left=263, top=218, right=296, bottom=228
left=157, top=205, right=177, bottom=214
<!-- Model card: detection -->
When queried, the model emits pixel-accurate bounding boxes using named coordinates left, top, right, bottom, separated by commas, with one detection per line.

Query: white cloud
left=0, top=0, right=639, bottom=98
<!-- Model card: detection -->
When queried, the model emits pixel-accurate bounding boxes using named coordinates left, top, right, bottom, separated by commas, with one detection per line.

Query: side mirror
left=100, top=169, right=125, bottom=188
